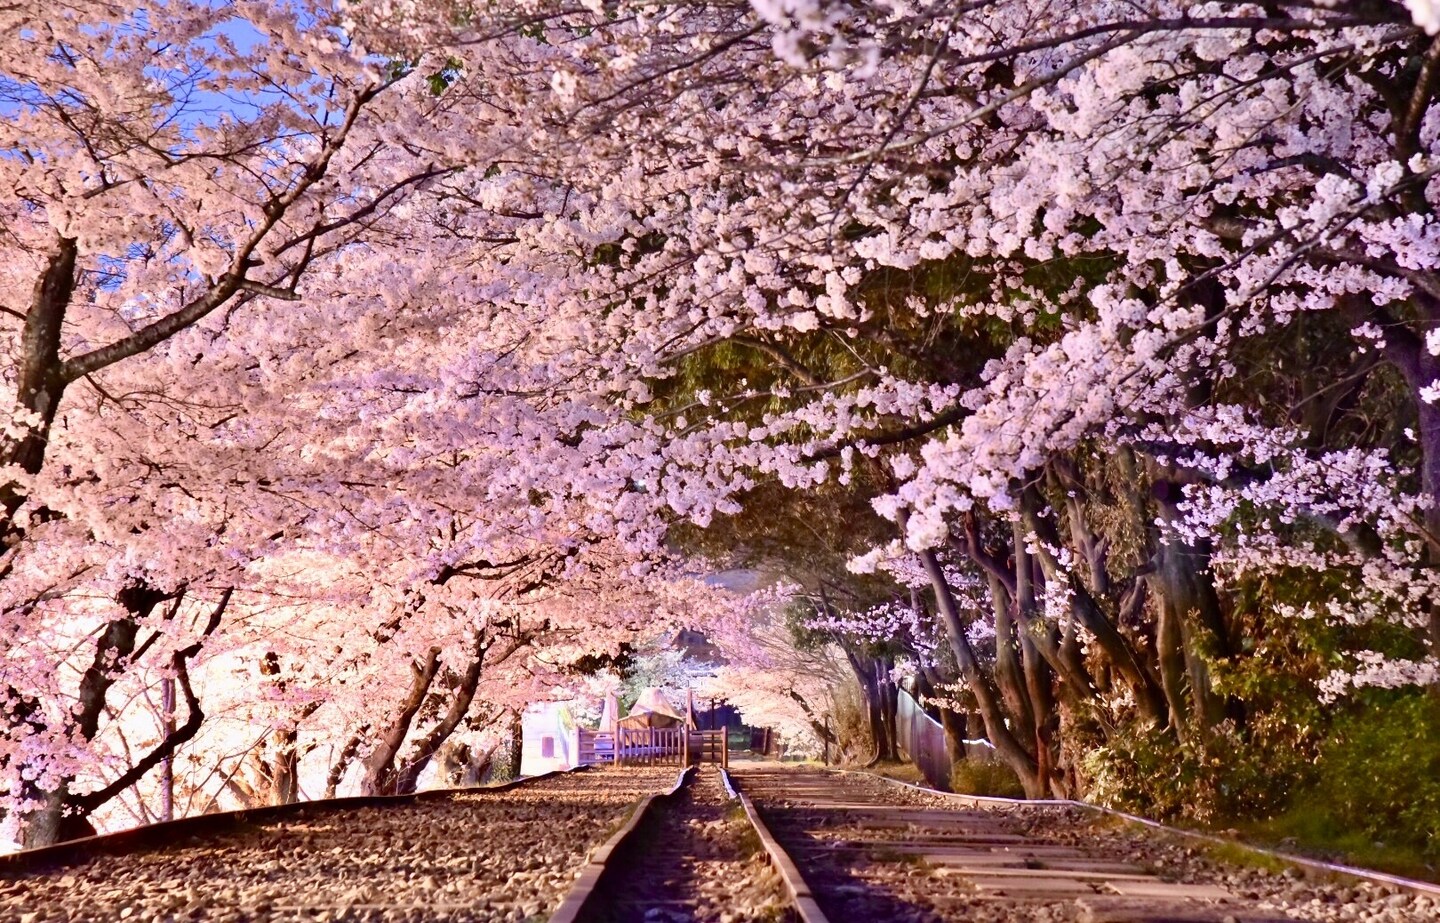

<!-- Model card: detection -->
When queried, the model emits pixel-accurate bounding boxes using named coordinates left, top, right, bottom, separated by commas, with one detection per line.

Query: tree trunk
left=2, top=237, right=77, bottom=526
left=159, top=678, right=175, bottom=822
left=916, top=544, right=1046, bottom=797
left=21, top=582, right=170, bottom=847
left=393, top=633, right=490, bottom=795
left=270, top=730, right=301, bottom=805
left=873, top=659, right=899, bottom=762
left=917, top=666, right=971, bottom=767
left=324, top=730, right=368, bottom=799
left=1020, top=489, right=1167, bottom=723
left=787, top=688, right=838, bottom=751
left=1153, top=479, right=1230, bottom=732
left=360, top=649, right=441, bottom=795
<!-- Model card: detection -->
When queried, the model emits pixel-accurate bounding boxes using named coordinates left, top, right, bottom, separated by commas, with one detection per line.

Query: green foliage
left=1297, top=692, right=1440, bottom=863
left=950, top=757, right=1026, bottom=798
left=1082, top=679, right=1440, bottom=873
left=426, top=57, right=464, bottom=96
left=1083, top=718, right=1317, bottom=826
left=1081, top=571, right=1335, bottom=825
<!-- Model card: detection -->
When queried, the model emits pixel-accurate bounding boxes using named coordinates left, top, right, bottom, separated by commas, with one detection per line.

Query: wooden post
left=721, top=724, right=729, bottom=770
left=617, top=728, right=625, bottom=767
left=159, top=677, right=175, bottom=822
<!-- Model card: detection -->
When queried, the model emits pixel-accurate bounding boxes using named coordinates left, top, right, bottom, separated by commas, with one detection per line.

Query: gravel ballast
left=1, top=768, right=679, bottom=923
left=586, top=766, right=790, bottom=923
left=734, top=766, right=1440, bottom=923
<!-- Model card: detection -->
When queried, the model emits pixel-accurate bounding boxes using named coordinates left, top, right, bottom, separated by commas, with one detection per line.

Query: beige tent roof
left=632, top=687, right=685, bottom=720
left=616, top=687, right=692, bottom=729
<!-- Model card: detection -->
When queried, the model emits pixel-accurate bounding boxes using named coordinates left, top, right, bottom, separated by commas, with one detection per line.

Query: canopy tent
left=598, top=690, right=620, bottom=734
left=616, top=686, right=693, bottom=729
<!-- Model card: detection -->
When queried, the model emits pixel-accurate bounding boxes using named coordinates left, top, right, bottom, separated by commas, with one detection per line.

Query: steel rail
left=546, top=764, right=693, bottom=923
left=831, top=768, right=1440, bottom=900
left=722, top=768, right=830, bottom=923
left=0, top=765, right=589, bottom=874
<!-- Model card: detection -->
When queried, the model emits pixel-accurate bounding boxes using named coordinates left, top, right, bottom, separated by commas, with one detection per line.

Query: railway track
left=1, top=767, right=679, bottom=923
left=731, top=767, right=1440, bottom=923
left=550, top=765, right=792, bottom=923
left=7, top=765, right=1436, bottom=923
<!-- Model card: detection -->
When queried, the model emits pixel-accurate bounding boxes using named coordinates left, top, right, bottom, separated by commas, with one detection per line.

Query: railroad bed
left=1, top=768, right=679, bottom=923
left=732, top=767, right=1439, bottom=923
left=577, top=766, right=789, bottom=923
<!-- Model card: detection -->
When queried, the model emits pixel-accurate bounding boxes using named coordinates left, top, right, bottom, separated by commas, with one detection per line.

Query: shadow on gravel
left=586, top=782, right=798, bottom=923
left=762, top=807, right=939, bottom=923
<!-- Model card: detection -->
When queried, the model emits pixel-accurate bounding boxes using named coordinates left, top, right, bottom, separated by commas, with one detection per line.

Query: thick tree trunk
left=360, top=649, right=441, bottom=795
left=987, top=578, right=1035, bottom=745
left=874, top=659, right=900, bottom=762
left=1006, top=531, right=1066, bottom=792
left=843, top=646, right=897, bottom=764
left=270, top=730, right=301, bottom=805
left=1155, top=589, right=1191, bottom=736
left=1153, top=480, right=1230, bottom=732
left=2, top=237, right=77, bottom=525
left=916, top=545, right=1046, bottom=797
left=393, top=633, right=490, bottom=795
left=1020, top=489, right=1167, bottom=723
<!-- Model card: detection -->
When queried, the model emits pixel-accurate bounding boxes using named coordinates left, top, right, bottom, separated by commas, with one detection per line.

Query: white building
left=518, top=702, right=579, bottom=776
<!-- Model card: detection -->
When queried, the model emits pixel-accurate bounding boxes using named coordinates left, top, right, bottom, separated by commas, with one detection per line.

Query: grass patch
left=1232, top=807, right=1440, bottom=883
left=1199, top=839, right=1293, bottom=875
left=951, top=759, right=1026, bottom=798
left=727, top=802, right=766, bottom=858
left=856, top=761, right=929, bottom=786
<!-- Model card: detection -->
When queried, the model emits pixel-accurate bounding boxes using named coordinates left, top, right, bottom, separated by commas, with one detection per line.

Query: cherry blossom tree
left=12, top=0, right=1440, bottom=848
left=343, top=0, right=1440, bottom=800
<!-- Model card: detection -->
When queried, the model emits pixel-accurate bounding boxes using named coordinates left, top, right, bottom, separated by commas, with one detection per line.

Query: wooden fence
left=577, top=728, right=615, bottom=765
left=577, top=727, right=729, bottom=767
left=691, top=729, right=728, bottom=768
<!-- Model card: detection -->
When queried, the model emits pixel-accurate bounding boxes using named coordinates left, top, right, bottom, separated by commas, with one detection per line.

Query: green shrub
left=951, top=756, right=1026, bottom=798
left=1082, top=689, right=1440, bottom=872
left=1301, top=692, right=1440, bottom=862
left=1081, top=718, right=1317, bottom=826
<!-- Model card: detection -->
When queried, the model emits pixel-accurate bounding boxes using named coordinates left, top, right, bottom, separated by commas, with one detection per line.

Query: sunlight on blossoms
left=2, top=0, right=1440, bottom=916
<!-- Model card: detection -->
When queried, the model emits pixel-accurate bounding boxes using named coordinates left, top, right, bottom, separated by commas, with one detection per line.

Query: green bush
left=1300, top=692, right=1440, bottom=862
left=951, top=756, right=1026, bottom=798
left=1081, top=718, right=1318, bottom=826
left=1081, top=689, right=1440, bottom=872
